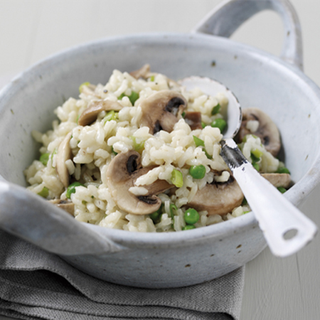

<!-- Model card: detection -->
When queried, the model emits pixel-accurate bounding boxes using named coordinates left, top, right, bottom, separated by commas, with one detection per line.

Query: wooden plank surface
left=0, top=1, right=319, bottom=319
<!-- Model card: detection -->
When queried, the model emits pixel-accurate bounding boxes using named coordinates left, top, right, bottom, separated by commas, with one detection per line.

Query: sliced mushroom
left=56, top=132, right=72, bottom=188
left=49, top=199, right=74, bottom=216
left=184, top=111, right=202, bottom=130
left=261, top=173, right=291, bottom=188
left=106, top=150, right=173, bottom=215
left=188, top=175, right=244, bottom=216
left=130, top=64, right=151, bottom=79
left=78, top=100, right=123, bottom=126
left=236, top=107, right=281, bottom=157
left=140, top=90, right=187, bottom=134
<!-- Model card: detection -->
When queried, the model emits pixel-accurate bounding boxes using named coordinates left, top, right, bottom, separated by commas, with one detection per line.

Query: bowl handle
left=0, top=181, right=126, bottom=256
left=192, top=0, right=303, bottom=70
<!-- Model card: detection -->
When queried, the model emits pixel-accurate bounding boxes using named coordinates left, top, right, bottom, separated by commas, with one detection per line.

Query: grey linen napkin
left=0, top=230, right=244, bottom=320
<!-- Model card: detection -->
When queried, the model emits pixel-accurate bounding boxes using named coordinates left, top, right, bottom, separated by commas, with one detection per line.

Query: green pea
left=189, top=165, right=206, bottom=179
left=38, top=187, right=49, bottom=198
left=193, top=135, right=205, bottom=147
left=183, top=225, right=196, bottom=231
left=184, top=208, right=200, bottom=225
left=277, top=187, right=287, bottom=194
left=211, top=118, right=227, bottom=132
left=251, top=152, right=260, bottom=164
left=150, top=207, right=162, bottom=223
left=252, top=162, right=260, bottom=171
left=171, top=169, right=184, bottom=188
left=211, top=103, right=221, bottom=115
left=128, top=91, right=139, bottom=105
left=276, top=167, right=291, bottom=174
left=39, top=153, right=50, bottom=166
left=149, top=75, right=155, bottom=82
left=149, top=211, right=159, bottom=221
left=118, top=91, right=139, bottom=105
left=66, top=182, right=84, bottom=199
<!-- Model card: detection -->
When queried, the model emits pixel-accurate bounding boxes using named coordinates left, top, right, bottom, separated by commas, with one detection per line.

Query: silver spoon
left=179, top=76, right=317, bottom=257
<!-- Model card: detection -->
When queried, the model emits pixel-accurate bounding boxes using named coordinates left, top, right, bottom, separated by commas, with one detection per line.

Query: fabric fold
left=0, top=230, right=244, bottom=320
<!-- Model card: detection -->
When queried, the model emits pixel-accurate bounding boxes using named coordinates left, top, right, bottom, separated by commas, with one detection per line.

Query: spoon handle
left=220, top=138, right=317, bottom=257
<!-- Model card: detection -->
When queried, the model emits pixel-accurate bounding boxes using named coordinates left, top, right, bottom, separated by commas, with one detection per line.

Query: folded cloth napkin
left=0, top=230, right=245, bottom=320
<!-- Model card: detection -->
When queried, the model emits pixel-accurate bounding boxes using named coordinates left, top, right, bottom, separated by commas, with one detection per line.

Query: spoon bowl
left=179, top=76, right=242, bottom=139
left=179, top=76, right=318, bottom=257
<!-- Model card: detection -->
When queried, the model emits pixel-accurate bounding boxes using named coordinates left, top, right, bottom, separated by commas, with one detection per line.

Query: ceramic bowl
left=1, top=0, right=320, bottom=288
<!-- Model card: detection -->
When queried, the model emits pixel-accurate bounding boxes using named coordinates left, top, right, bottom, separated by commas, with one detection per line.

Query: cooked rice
left=24, top=67, right=283, bottom=232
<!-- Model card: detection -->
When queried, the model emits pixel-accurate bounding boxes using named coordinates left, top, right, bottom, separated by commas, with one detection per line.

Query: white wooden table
left=0, top=1, right=320, bottom=319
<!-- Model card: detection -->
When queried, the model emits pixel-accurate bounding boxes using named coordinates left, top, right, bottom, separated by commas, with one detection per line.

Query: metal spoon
left=179, top=76, right=317, bottom=257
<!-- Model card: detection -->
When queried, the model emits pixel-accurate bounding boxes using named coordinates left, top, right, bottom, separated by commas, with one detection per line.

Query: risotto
left=24, top=64, right=291, bottom=232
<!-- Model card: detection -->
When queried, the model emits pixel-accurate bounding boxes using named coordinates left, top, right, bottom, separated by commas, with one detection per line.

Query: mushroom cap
left=140, top=90, right=187, bottom=134
left=106, top=150, right=172, bottom=215
left=188, top=175, right=244, bottom=216
left=261, top=173, right=291, bottom=188
left=187, top=172, right=291, bottom=216
left=78, top=100, right=123, bottom=126
left=56, top=132, right=72, bottom=188
left=236, top=107, right=281, bottom=156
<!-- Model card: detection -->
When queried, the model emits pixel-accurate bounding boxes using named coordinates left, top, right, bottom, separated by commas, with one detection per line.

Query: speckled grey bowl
left=1, top=0, right=320, bottom=288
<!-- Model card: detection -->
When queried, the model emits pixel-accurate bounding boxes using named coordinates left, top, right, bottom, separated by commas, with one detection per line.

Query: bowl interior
left=1, top=33, right=320, bottom=206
